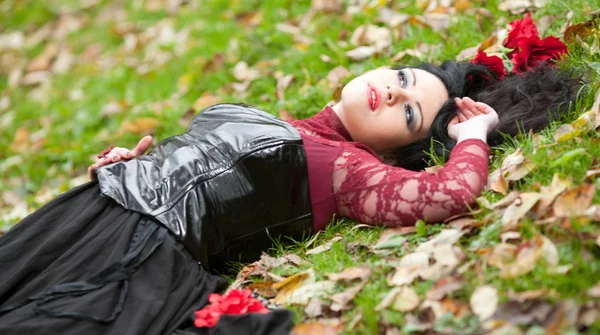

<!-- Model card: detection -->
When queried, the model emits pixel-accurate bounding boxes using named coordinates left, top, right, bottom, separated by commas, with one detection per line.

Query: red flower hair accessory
left=194, top=289, right=269, bottom=328
left=471, top=13, right=568, bottom=77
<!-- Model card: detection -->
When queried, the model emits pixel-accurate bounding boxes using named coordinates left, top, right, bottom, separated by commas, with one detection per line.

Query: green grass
left=2, top=0, right=600, bottom=333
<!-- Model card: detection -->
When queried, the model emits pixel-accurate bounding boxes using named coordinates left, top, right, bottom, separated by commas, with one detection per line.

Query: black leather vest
left=96, top=104, right=313, bottom=270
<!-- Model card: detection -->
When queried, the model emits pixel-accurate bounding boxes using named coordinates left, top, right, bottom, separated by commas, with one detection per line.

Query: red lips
left=367, top=84, right=380, bottom=111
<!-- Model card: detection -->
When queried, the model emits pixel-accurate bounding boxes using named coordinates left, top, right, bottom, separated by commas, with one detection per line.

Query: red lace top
left=289, top=106, right=490, bottom=231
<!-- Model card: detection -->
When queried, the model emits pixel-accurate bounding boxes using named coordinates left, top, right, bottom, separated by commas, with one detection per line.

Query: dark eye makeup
left=398, top=70, right=415, bottom=129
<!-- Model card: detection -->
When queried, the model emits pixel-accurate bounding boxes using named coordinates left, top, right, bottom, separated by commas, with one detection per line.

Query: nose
left=385, top=85, right=410, bottom=106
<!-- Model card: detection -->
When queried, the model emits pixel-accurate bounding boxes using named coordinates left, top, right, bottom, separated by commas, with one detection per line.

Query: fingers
left=88, top=164, right=97, bottom=180
left=132, top=135, right=153, bottom=157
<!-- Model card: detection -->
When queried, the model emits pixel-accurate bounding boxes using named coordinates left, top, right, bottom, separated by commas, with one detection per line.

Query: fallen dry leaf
left=502, top=148, right=534, bottom=181
left=564, top=17, right=598, bottom=44
left=327, top=265, right=371, bottom=282
left=349, top=24, right=392, bottom=52
left=587, top=282, right=600, bottom=298
left=345, top=46, right=376, bottom=61
left=247, top=281, right=277, bottom=298
left=498, top=0, right=532, bottom=14
left=489, top=169, right=509, bottom=195
left=393, top=286, right=420, bottom=312
left=487, top=243, right=518, bottom=270
left=500, top=235, right=558, bottom=278
left=426, top=276, right=464, bottom=301
left=492, top=299, right=554, bottom=326
left=329, top=280, right=366, bottom=312
left=276, top=73, right=294, bottom=100
left=423, top=13, right=451, bottom=33
left=501, top=192, right=543, bottom=228
left=193, top=92, right=221, bottom=111
left=305, top=235, right=342, bottom=255
left=271, top=270, right=311, bottom=304
left=326, top=65, right=350, bottom=89
left=291, top=321, right=340, bottom=335
left=554, top=110, right=597, bottom=142
left=119, top=117, right=159, bottom=134
left=553, top=184, right=596, bottom=218
left=470, top=285, right=498, bottom=321
left=304, top=297, right=323, bottom=318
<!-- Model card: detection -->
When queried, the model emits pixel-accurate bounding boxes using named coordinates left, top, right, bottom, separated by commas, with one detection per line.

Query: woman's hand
left=448, top=97, right=499, bottom=143
left=88, top=135, right=153, bottom=180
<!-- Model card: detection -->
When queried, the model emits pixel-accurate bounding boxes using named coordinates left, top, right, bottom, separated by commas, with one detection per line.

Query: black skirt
left=0, top=182, right=292, bottom=335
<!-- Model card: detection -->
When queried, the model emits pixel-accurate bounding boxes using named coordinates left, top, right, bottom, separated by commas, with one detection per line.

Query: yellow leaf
left=454, top=0, right=472, bottom=12
left=177, top=73, right=195, bottom=93
left=271, top=271, right=311, bottom=305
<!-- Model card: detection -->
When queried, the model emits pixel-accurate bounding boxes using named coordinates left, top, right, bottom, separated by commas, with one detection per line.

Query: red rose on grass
left=472, top=50, right=507, bottom=79
left=194, top=289, right=268, bottom=328
left=510, top=35, right=568, bottom=73
left=503, top=13, right=539, bottom=50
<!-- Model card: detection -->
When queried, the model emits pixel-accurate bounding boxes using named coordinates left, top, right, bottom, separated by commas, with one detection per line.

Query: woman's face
left=332, top=68, right=449, bottom=155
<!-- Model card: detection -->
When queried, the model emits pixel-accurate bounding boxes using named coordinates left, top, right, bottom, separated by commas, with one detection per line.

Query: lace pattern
left=333, top=139, right=490, bottom=227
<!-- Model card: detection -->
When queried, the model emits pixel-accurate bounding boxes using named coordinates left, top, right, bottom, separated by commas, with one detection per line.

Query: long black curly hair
left=394, top=61, right=583, bottom=171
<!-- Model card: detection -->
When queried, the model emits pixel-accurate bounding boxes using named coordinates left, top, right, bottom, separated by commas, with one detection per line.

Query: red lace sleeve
left=333, top=139, right=490, bottom=227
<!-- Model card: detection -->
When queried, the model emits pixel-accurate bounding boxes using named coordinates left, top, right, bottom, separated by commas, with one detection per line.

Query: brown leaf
left=454, top=0, right=473, bottom=12
left=236, top=11, right=263, bottom=29
left=327, top=266, right=371, bottom=282
left=553, top=184, right=596, bottom=217
left=489, top=169, right=509, bottom=195
left=291, top=321, right=340, bottom=335
left=534, top=173, right=572, bottom=218
left=508, top=288, right=556, bottom=302
left=564, top=17, right=598, bottom=44
left=310, top=0, right=343, bottom=12
left=193, top=92, right=221, bottom=111
left=470, top=285, right=498, bottom=321
left=120, top=117, right=159, bottom=135
left=426, top=276, right=464, bottom=301
left=487, top=243, right=518, bottom=270
left=500, top=235, right=558, bottom=278
left=247, top=281, right=277, bottom=298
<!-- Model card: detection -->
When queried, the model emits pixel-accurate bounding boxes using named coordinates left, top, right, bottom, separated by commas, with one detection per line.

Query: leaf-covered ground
left=1, top=0, right=600, bottom=334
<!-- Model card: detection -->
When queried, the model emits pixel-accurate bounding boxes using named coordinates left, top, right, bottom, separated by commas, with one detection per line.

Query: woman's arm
left=88, top=136, right=153, bottom=180
left=334, top=100, right=498, bottom=227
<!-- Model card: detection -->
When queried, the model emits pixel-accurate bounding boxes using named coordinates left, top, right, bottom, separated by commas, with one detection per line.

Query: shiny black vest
left=97, top=104, right=312, bottom=270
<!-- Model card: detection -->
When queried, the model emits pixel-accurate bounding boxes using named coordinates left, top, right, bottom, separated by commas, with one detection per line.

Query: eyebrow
left=408, top=68, right=424, bottom=131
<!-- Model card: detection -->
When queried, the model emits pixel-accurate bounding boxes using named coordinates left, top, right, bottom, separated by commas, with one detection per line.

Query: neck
left=331, top=102, right=349, bottom=136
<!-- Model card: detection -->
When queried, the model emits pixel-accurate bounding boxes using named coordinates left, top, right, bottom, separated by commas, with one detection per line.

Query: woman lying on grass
left=0, top=17, right=582, bottom=335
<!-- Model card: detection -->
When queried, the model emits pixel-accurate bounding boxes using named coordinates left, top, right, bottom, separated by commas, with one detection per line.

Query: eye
left=398, top=70, right=407, bottom=88
left=404, top=103, right=414, bottom=128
